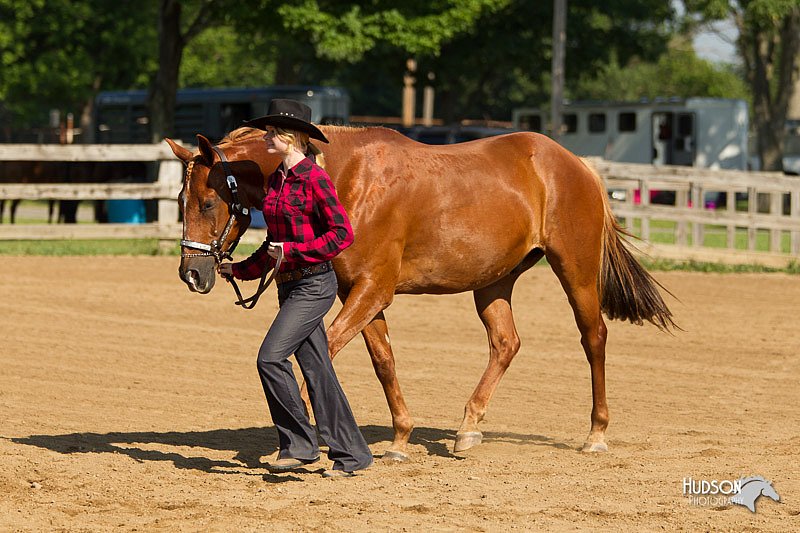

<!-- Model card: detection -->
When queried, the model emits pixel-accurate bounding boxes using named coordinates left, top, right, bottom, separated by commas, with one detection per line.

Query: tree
left=411, top=0, right=678, bottom=123
left=0, top=0, right=156, bottom=141
left=684, top=0, right=800, bottom=170
left=242, top=0, right=678, bottom=123
left=148, top=0, right=219, bottom=142
left=180, top=27, right=277, bottom=88
left=572, top=38, right=749, bottom=102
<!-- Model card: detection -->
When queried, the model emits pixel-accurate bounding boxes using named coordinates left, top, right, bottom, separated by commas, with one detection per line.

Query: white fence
left=0, top=144, right=798, bottom=267
left=0, top=144, right=183, bottom=241
left=589, top=158, right=800, bottom=268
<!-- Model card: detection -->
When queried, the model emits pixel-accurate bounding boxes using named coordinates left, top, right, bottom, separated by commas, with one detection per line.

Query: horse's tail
left=581, top=158, right=678, bottom=331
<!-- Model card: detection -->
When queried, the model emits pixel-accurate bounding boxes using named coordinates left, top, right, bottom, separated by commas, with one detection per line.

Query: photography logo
left=683, top=476, right=780, bottom=512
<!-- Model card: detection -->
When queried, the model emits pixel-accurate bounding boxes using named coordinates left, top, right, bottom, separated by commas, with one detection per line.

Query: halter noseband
left=180, top=145, right=249, bottom=263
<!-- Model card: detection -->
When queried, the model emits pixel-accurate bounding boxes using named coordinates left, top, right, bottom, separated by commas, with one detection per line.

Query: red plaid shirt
left=231, top=157, right=354, bottom=280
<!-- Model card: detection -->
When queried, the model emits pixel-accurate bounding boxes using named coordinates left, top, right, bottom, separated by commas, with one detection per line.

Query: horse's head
left=761, top=480, right=780, bottom=502
left=166, top=133, right=269, bottom=294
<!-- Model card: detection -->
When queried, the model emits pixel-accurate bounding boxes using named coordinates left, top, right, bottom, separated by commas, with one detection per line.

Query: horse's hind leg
left=361, top=311, right=413, bottom=462
left=455, top=276, right=521, bottom=452
left=547, top=250, right=609, bottom=452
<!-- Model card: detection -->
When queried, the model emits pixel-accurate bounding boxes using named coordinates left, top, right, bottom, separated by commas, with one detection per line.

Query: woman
left=218, top=99, right=373, bottom=478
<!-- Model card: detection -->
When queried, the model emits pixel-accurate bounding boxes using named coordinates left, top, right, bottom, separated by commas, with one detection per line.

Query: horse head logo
left=730, top=476, right=780, bottom=513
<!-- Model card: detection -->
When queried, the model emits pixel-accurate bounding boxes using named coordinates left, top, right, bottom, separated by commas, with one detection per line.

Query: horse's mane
left=218, top=125, right=401, bottom=170
left=219, top=127, right=265, bottom=147
left=221, top=124, right=399, bottom=145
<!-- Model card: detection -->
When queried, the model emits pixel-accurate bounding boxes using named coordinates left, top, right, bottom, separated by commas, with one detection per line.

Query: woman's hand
left=218, top=262, right=234, bottom=277
left=267, top=242, right=284, bottom=259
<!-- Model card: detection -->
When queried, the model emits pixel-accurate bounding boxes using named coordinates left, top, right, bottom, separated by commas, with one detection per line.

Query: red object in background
left=632, top=189, right=712, bottom=208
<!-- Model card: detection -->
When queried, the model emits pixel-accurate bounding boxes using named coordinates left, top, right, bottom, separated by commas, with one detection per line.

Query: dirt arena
left=1, top=256, right=798, bottom=531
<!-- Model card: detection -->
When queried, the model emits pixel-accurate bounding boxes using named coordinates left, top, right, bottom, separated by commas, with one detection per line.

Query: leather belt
left=275, top=261, right=333, bottom=284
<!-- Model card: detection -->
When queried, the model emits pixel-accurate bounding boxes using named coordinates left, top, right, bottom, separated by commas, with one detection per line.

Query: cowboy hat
left=243, top=99, right=329, bottom=143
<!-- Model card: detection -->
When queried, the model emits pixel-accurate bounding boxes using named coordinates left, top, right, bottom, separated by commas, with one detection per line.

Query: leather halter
left=180, top=145, right=249, bottom=263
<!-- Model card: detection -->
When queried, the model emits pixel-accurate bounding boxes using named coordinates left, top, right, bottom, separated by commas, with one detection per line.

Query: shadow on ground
left=9, top=425, right=571, bottom=479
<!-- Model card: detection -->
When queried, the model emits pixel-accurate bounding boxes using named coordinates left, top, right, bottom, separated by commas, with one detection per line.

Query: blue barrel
left=107, top=199, right=146, bottom=223
left=250, top=209, right=267, bottom=228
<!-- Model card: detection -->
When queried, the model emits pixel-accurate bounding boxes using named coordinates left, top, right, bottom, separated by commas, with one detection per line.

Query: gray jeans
left=257, top=270, right=372, bottom=472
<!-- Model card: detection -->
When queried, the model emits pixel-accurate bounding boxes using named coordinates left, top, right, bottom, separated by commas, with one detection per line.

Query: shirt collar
left=283, top=157, right=313, bottom=179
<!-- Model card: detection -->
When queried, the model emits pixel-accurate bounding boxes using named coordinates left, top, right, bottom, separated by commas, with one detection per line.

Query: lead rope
left=223, top=245, right=283, bottom=309
left=208, top=144, right=283, bottom=309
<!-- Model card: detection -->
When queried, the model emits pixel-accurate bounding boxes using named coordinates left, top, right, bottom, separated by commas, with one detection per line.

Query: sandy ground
left=1, top=256, right=798, bottom=532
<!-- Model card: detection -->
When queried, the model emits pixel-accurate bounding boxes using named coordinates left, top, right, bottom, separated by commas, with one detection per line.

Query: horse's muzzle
left=179, top=257, right=217, bottom=294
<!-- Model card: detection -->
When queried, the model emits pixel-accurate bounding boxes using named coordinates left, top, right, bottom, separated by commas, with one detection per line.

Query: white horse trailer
left=512, top=98, right=749, bottom=170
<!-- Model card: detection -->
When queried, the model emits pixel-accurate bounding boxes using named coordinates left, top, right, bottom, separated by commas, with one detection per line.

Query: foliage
left=279, top=0, right=680, bottom=121
left=0, top=0, right=156, bottom=131
left=0, top=0, right=766, bottom=137
left=275, top=0, right=511, bottom=62
left=180, top=26, right=277, bottom=88
left=572, top=39, right=749, bottom=102
left=681, top=0, right=800, bottom=170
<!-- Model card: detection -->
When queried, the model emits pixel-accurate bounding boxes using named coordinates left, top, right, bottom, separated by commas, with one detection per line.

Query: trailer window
left=618, top=112, right=636, bottom=132
left=563, top=113, right=578, bottom=133
left=588, top=113, right=606, bottom=133
left=678, top=113, right=694, bottom=136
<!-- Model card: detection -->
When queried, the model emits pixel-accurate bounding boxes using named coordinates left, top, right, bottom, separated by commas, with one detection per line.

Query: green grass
left=0, top=239, right=262, bottom=257
left=625, top=219, right=793, bottom=253
left=0, top=238, right=797, bottom=274
left=0, top=239, right=168, bottom=256
left=639, top=257, right=800, bottom=274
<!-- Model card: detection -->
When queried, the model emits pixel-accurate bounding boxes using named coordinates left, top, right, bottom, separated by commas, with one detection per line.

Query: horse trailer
left=94, top=85, right=350, bottom=144
left=512, top=98, right=750, bottom=170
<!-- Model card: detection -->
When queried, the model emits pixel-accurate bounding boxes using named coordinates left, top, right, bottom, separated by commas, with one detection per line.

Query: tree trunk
left=79, top=75, right=103, bottom=144
left=148, top=0, right=184, bottom=143
left=736, top=6, right=800, bottom=171
left=789, top=77, right=800, bottom=120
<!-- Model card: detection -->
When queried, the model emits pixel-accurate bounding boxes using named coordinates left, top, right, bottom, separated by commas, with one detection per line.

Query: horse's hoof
left=382, top=450, right=410, bottom=463
left=581, top=441, right=608, bottom=453
left=454, top=431, right=483, bottom=452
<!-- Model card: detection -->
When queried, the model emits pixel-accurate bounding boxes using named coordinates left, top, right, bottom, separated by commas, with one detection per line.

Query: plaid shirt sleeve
left=282, top=168, right=354, bottom=263
left=231, top=240, right=275, bottom=280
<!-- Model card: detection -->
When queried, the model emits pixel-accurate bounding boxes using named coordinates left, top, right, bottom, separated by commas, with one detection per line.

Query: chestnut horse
left=167, top=126, right=675, bottom=460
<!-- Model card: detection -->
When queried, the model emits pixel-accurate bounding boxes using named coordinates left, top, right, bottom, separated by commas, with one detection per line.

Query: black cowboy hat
left=243, top=99, right=329, bottom=143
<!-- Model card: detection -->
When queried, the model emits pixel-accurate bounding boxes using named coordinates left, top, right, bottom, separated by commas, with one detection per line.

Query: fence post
left=640, top=180, right=650, bottom=242
left=156, top=158, right=182, bottom=253
left=726, top=190, right=736, bottom=249
left=792, top=189, right=800, bottom=256
left=691, top=183, right=703, bottom=247
left=676, top=188, right=688, bottom=246
left=157, top=159, right=181, bottom=225
left=747, top=186, right=757, bottom=251
left=770, top=191, right=782, bottom=252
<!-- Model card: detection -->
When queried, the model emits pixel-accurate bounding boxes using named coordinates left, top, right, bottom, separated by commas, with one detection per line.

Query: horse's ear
left=196, top=134, right=215, bottom=166
left=164, top=138, right=193, bottom=164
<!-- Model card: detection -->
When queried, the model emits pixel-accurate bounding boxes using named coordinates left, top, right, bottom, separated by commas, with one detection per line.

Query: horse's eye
left=201, top=199, right=216, bottom=212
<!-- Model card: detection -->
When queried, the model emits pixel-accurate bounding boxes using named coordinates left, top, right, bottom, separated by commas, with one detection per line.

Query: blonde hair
left=274, top=126, right=322, bottom=158
left=275, top=127, right=309, bottom=152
